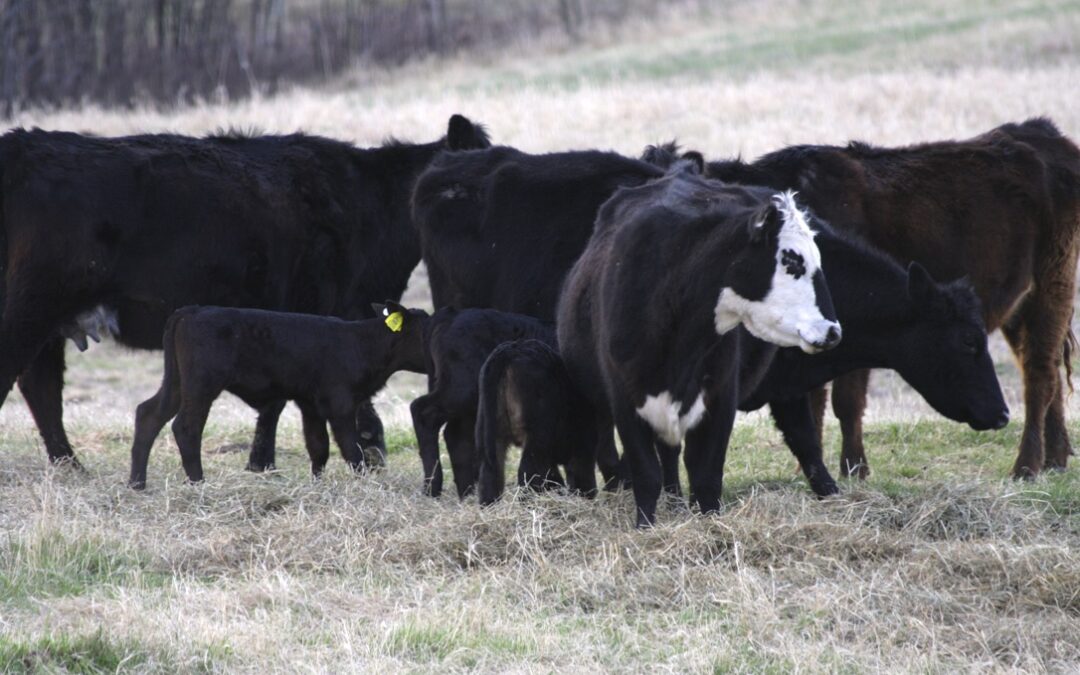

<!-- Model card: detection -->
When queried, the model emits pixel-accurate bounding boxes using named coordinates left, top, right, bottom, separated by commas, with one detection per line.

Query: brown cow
left=707, top=118, right=1080, bottom=478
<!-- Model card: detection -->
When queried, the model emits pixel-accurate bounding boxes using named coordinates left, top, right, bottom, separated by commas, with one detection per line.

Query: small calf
left=409, top=307, right=560, bottom=498
left=476, top=339, right=599, bottom=506
left=129, top=302, right=426, bottom=489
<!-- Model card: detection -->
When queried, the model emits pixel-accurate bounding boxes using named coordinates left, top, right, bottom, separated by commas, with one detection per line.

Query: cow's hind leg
left=297, top=402, right=330, bottom=477
left=656, top=440, right=683, bottom=500
left=1044, top=373, right=1072, bottom=470
left=410, top=394, right=445, bottom=497
left=595, top=426, right=622, bottom=491
left=18, top=338, right=79, bottom=467
left=832, top=369, right=871, bottom=479
left=246, top=400, right=286, bottom=472
left=129, top=374, right=183, bottom=490
left=1003, top=292, right=1074, bottom=477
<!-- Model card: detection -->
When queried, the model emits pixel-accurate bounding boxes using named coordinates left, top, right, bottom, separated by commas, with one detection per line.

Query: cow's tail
left=476, top=342, right=513, bottom=505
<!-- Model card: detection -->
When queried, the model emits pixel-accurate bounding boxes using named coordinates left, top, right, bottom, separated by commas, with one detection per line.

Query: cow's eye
left=962, top=334, right=979, bottom=354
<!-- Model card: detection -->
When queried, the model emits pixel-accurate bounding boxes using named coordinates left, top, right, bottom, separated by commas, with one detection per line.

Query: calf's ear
left=748, top=202, right=781, bottom=244
left=446, top=114, right=491, bottom=150
left=371, top=302, right=387, bottom=316
left=906, top=262, right=938, bottom=303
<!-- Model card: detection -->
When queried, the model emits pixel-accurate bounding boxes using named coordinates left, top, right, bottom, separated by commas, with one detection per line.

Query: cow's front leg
left=769, top=395, right=839, bottom=497
left=18, top=338, right=80, bottom=467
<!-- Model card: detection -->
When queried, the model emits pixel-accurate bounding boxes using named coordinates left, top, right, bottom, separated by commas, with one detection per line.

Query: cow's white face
left=714, top=191, right=841, bottom=354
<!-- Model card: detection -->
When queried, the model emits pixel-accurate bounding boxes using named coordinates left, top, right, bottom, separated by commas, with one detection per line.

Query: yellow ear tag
left=384, top=311, right=404, bottom=333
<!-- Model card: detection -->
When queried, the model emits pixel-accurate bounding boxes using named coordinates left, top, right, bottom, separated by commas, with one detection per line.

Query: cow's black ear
left=748, top=203, right=780, bottom=243
left=906, top=262, right=937, bottom=302
left=446, top=114, right=491, bottom=150
left=371, top=302, right=387, bottom=316
left=682, top=150, right=705, bottom=174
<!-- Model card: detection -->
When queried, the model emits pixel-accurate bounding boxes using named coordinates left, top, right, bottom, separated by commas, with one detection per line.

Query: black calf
left=409, top=308, right=557, bottom=498
left=129, top=303, right=426, bottom=489
left=475, top=339, right=599, bottom=505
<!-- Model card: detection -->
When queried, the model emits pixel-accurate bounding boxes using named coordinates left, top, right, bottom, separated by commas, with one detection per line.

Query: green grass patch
left=385, top=622, right=534, bottom=664
left=0, top=532, right=169, bottom=606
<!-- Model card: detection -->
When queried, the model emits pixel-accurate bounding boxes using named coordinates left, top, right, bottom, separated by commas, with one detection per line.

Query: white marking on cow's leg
left=636, top=390, right=707, bottom=446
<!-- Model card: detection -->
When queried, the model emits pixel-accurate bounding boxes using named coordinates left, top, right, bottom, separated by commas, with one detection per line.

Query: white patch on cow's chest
left=636, top=390, right=706, bottom=446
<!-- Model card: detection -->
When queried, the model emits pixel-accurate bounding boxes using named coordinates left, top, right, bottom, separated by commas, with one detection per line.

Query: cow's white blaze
left=714, top=190, right=840, bottom=353
left=636, top=390, right=706, bottom=446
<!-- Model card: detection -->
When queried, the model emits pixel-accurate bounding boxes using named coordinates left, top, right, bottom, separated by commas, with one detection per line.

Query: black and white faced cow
left=558, top=164, right=841, bottom=527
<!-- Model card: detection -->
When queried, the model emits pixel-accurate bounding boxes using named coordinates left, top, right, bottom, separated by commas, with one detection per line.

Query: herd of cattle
left=1, top=114, right=1078, bottom=525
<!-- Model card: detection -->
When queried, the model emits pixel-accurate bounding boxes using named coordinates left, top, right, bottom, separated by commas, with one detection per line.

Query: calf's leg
left=409, top=394, right=446, bottom=497
left=444, top=416, right=478, bottom=499
left=246, top=400, right=287, bottom=472
left=18, top=338, right=79, bottom=466
left=297, top=403, right=330, bottom=476
left=831, top=369, right=871, bottom=479
left=356, top=399, right=387, bottom=468
left=171, top=395, right=215, bottom=484
left=656, top=440, right=683, bottom=499
left=328, top=413, right=365, bottom=472
left=129, top=373, right=183, bottom=490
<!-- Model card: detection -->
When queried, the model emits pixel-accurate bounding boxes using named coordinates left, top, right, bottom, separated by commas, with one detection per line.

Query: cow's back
left=414, top=146, right=662, bottom=321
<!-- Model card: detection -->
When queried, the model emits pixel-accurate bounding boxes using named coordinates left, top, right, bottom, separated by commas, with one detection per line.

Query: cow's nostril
left=824, top=324, right=842, bottom=347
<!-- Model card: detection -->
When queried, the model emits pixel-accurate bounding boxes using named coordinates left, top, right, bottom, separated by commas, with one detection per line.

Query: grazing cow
left=706, top=118, right=1080, bottom=478
left=0, top=114, right=491, bottom=470
left=475, top=339, right=600, bottom=505
left=558, top=164, right=842, bottom=527
left=410, top=307, right=558, bottom=498
left=413, top=144, right=666, bottom=320
left=128, top=303, right=427, bottom=489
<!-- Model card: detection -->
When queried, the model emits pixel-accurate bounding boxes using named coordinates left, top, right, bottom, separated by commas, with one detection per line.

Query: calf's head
left=715, top=191, right=841, bottom=354
left=892, top=265, right=1009, bottom=431
left=371, top=300, right=430, bottom=372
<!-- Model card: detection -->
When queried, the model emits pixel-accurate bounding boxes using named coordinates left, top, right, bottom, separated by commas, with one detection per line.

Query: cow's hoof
left=128, top=479, right=147, bottom=491
left=49, top=454, right=84, bottom=471
left=245, top=462, right=275, bottom=473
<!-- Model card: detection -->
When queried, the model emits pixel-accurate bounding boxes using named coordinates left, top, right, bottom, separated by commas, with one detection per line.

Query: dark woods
left=0, top=0, right=681, bottom=115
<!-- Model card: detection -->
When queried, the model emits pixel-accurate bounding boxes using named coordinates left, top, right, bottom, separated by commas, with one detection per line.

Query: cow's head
left=891, top=265, right=1009, bottom=430
left=715, top=191, right=842, bottom=353
left=445, top=114, right=491, bottom=151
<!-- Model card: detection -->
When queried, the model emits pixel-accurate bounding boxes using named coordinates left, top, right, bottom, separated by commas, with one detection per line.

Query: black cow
left=129, top=303, right=428, bottom=489
left=0, top=114, right=490, bottom=470
left=558, top=165, right=843, bottom=527
left=475, top=338, right=599, bottom=505
left=410, top=307, right=557, bottom=498
left=413, top=144, right=666, bottom=321
left=704, top=119, right=1080, bottom=478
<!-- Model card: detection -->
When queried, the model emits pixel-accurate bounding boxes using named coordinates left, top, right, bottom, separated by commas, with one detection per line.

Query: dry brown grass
left=2, top=0, right=1080, bottom=671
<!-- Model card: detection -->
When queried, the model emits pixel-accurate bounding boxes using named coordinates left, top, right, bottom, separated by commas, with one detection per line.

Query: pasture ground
left=2, top=0, right=1080, bottom=671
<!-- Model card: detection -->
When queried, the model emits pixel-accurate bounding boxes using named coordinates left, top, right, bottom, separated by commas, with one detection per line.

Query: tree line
left=0, top=0, right=687, bottom=114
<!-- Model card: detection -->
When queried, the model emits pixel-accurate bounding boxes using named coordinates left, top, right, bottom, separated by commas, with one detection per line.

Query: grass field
left=2, top=0, right=1080, bottom=671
